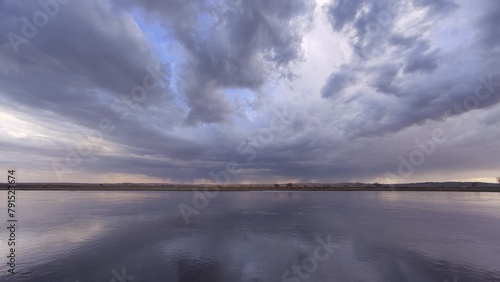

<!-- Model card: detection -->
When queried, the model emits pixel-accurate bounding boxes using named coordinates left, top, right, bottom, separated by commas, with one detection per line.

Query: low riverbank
left=7, top=182, right=500, bottom=192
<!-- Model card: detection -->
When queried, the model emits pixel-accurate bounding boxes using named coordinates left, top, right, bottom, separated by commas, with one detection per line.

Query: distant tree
left=286, top=183, right=293, bottom=188
left=497, top=177, right=500, bottom=185
left=274, top=184, right=280, bottom=188
left=373, top=182, right=382, bottom=187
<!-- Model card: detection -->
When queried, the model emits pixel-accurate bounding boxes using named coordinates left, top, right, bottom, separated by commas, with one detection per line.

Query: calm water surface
left=0, top=191, right=499, bottom=281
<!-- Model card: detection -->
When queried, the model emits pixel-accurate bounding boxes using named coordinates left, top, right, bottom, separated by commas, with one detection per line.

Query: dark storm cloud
left=0, top=0, right=198, bottom=180
left=322, top=0, right=500, bottom=140
left=388, top=34, right=418, bottom=48
left=326, top=0, right=402, bottom=60
left=321, top=66, right=356, bottom=98
left=0, top=0, right=318, bottom=182
left=1, top=1, right=170, bottom=97
left=0, top=0, right=174, bottom=128
left=371, top=64, right=400, bottom=94
left=473, top=0, right=500, bottom=50
left=402, top=41, right=439, bottom=74
left=117, top=0, right=315, bottom=124
left=326, top=0, right=457, bottom=40
left=325, top=0, right=457, bottom=60
left=326, top=0, right=365, bottom=31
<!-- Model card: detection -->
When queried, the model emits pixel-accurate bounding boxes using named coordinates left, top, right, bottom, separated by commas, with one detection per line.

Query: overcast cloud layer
left=0, top=0, right=499, bottom=183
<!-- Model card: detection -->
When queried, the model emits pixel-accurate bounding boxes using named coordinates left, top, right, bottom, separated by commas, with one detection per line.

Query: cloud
left=117, top=0, right=316, bottom=124
left=412, top=0, right=458, bottom=15
left=321, top=65, right=357, bottom=98
left=0, top=0, right=174, bottom=127
left=402, top=41, right=439, bottom=74
left=326, top=0, right=365, bottom=31
left=473, top=0, right=500, bottom=50
left=321, top=0, right=500, bottom=139
left=370, top=64, right=400, bottom=94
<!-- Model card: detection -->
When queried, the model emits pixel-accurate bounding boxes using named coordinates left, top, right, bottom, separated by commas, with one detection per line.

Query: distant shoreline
left=6, top=183, right=500, bottom=192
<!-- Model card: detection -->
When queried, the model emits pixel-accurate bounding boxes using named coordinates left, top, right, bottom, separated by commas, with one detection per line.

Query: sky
left=0, top=0, right=499, bottom=184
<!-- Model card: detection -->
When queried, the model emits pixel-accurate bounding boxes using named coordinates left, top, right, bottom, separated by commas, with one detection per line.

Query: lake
left=1, top=191, right=499, bottom=281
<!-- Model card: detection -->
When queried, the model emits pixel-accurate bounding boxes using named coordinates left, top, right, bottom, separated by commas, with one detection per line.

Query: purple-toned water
left=1, top=191, right=499, bottom=281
